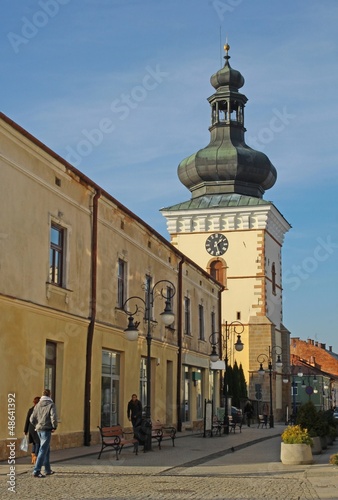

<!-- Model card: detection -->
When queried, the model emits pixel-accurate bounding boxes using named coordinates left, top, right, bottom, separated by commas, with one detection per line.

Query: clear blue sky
left=2, top=1, right=338, bottom=351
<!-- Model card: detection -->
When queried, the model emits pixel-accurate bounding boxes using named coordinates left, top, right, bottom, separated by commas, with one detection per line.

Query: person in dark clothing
left=262, top=402, right=269, bottom=427
left=244, top=400, right=253, bottom=427
left=23, top=396, right=41, bottom=464
left=127, top=394, right=143, bottom=429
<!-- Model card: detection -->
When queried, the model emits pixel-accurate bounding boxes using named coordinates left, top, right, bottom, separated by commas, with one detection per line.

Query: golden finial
left=224, top=35, right=230, bottom=54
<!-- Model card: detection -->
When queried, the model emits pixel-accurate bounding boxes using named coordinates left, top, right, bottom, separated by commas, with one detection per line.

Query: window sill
left=46, top=283, right=73, bottom=304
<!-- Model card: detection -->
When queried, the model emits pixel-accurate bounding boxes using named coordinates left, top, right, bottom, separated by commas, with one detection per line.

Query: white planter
left=320, top=436, right=328, bottom=449
left=312, top=436, right=322, bottom=455
left=280, top=443, right=314, bottom=465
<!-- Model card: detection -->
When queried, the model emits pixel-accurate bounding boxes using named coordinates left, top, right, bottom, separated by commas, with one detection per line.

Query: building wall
left=0, top=114, right=222, bottom=460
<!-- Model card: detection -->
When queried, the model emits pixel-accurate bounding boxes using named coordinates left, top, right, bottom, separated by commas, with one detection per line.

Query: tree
left=227, top=361, right=247, bottom=408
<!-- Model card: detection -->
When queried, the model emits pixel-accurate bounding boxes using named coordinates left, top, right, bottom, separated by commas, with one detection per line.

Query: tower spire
left=177, top=46, right=277, bottom=199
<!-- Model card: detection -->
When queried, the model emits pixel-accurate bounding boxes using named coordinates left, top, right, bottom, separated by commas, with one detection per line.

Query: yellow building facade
left=0, top=113, right=223, bottom=460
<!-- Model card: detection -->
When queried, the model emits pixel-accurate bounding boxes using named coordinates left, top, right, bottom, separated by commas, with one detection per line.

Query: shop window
left=101, top=350, right=120, bottom=427
left=45, top=341, right=57, bottom=398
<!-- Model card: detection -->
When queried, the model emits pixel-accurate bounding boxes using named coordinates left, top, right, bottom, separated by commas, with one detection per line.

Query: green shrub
left=296, top=402, right=329, bottom=437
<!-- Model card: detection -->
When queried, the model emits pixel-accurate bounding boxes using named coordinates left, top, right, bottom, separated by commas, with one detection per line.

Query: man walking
left=30, top=389, right=58, bottom=478
left=127, top=394, right=142, bottom=429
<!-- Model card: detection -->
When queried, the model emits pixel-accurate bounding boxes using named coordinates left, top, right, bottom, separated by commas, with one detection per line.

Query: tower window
left=209, top=259, right=227, bottom=287
left=272, top=262, right=276, bottom=295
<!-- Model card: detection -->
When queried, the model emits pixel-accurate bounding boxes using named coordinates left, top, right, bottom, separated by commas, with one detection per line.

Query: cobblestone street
left=1, top=429, right=338, bottom=499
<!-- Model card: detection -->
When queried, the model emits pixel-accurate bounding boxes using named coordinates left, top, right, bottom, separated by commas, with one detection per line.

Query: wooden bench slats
left=151, top=421, right=176, bottom=449
left=97, top=425, right=138, bottom=460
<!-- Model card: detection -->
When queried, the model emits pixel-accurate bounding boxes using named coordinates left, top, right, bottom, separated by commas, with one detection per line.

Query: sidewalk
left=2, top=424, right=281, bottom=471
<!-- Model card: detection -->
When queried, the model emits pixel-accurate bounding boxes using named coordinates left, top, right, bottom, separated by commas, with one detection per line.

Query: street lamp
left=209, top=321, right=244, bottom=434
left=257, top=345, right=283, bottom=429
left=123, top=279, right=176, bottom=451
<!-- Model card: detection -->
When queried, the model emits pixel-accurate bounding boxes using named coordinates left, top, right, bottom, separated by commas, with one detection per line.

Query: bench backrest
left=100, top=425, right=123, bottom=438
left=152, top=422, right=163, bottom=432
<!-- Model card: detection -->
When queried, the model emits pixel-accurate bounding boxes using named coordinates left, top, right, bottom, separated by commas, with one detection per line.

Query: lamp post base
left=223, top=415, right=229, bottom=435
left=142, top=418, right=153, bottom=451
left=269, top=415, right=274, bottom=428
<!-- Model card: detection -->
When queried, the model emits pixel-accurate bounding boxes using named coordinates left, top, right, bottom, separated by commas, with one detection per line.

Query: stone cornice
left=162, top=203, right=291, bottom=245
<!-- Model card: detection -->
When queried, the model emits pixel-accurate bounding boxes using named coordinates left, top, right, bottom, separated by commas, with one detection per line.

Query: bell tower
left=161, top=44, right=291, bottom=422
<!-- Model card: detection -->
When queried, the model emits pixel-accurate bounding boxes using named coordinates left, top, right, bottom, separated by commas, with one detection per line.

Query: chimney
left=321, top=343, right=326, bottom=350
left=315, top=341, right=318, bottom=347
left=329, top=346, right=333, bottom=352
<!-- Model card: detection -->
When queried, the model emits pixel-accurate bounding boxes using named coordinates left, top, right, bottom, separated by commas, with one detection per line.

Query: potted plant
left=329, top=453, right=338, bottom=465
left=280, top=425, right=314, bottom=465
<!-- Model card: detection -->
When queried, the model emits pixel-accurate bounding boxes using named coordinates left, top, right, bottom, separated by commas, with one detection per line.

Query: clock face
left=205, top=233, right=229, bottom=256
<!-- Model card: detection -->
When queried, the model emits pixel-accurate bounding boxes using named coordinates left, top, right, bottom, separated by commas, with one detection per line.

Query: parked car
left=333, top=410, right=338, bottom=420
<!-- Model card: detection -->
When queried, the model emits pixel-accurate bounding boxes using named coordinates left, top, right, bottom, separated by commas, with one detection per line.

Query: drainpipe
left=84, top=189, right=101, bottom=446
left=218, top=286, right=225, bottom=408
left=176, top=256, right=185, bottom=432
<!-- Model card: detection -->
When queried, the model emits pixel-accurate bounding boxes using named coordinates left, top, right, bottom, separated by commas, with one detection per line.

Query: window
left=272, top=262, right=276, bottom=295
left=184, top=296, right=191, bottom=335
left=195, top=369, right=203, bottom=419
left=165, top=285, right=175, bottom=327
left=45, top=341, right=57, bottom=399
left=101, top=350, right=120, bottom=426
left=291, top=381, right=298, bottom=397
left=117, top=259, right=127, bottom=308
left=145, top=275, right=152, bottom=321
left=139, top=358, right=147, bottom=410
left=211, top=311, right=216, bottom=336
left=209, top=259, right=226, bottom=286
left=50, top=223, right=65, bottom=286
left=198, top=304, right=205, bottom=340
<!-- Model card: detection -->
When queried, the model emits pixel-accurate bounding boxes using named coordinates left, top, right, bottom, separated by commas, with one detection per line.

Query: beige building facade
left=0, top=113, right=223, bottom=460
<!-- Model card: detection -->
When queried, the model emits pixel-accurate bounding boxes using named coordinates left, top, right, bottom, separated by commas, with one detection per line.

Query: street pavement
left=1, top=424, right=338, bottom=499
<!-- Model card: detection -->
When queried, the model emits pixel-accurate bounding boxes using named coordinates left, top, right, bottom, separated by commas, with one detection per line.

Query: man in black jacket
left=127, top=394, right=142, bottom=429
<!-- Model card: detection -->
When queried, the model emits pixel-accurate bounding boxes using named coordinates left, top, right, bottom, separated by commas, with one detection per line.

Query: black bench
left=212, top=416, right=223, bottom=436
left=229, top=416, right=243, bottom=433
left=152, top=421, right=176, bottom=449
left=97, top=425, right=138, bottom=460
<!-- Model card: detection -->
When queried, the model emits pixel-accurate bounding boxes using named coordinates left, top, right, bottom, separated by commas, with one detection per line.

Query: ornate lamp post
left=257, top=345, right=283, bottom=428
left=123, top=279, right=176, bottom=451
left=209, top=321, right=244, bottom=434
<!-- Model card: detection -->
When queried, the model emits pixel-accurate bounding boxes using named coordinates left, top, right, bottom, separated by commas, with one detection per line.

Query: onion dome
left=210, top=43, right=245, bottom=91
left=177, top=44, right=277, bottom=199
